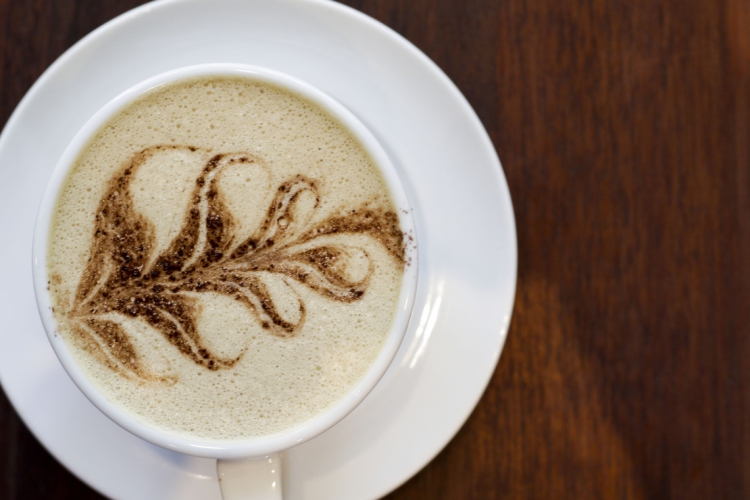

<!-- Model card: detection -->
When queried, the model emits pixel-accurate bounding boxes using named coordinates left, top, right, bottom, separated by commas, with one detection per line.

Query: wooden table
left=1, top=0, right=748, bottom=498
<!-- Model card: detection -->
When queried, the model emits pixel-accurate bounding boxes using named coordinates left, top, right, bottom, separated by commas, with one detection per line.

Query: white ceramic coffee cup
left=32, top=64, right=418, bottom=499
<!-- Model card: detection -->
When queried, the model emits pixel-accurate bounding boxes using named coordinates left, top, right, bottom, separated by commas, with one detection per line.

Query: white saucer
left=0, top=0, right=517, bottom=498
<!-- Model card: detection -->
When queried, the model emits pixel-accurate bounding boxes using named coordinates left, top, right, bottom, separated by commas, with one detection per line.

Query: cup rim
left=31, top=63, right=418, bottom=459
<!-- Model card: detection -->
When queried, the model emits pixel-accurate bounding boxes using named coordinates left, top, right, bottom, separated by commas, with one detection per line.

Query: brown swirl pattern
left=66, top=145, right=405, bottom=383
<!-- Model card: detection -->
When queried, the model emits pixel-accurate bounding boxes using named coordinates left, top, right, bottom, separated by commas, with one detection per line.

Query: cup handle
left=217, top=453, right=283, bottom=500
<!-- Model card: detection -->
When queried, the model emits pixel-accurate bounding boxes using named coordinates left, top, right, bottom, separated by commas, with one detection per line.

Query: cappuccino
left=46, top=76, right=405, bottom=441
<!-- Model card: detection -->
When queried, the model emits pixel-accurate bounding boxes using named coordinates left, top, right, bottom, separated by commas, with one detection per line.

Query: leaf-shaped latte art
left=67, top=145, right=405, bottom=382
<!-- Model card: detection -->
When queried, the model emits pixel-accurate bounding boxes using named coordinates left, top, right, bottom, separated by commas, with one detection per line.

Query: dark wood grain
left=1, top=0, right=748, bottom=498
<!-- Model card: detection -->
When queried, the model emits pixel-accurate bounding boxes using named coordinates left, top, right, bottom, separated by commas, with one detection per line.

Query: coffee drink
left=46, top=76, right=406, bottom=441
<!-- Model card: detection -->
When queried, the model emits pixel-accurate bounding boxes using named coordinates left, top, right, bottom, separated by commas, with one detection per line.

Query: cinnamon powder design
left=65, top=145, right=405, bottom=382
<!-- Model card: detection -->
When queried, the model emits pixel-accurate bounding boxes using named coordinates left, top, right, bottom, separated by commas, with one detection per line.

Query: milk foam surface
left=47, top=76, right=404, bottom=441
